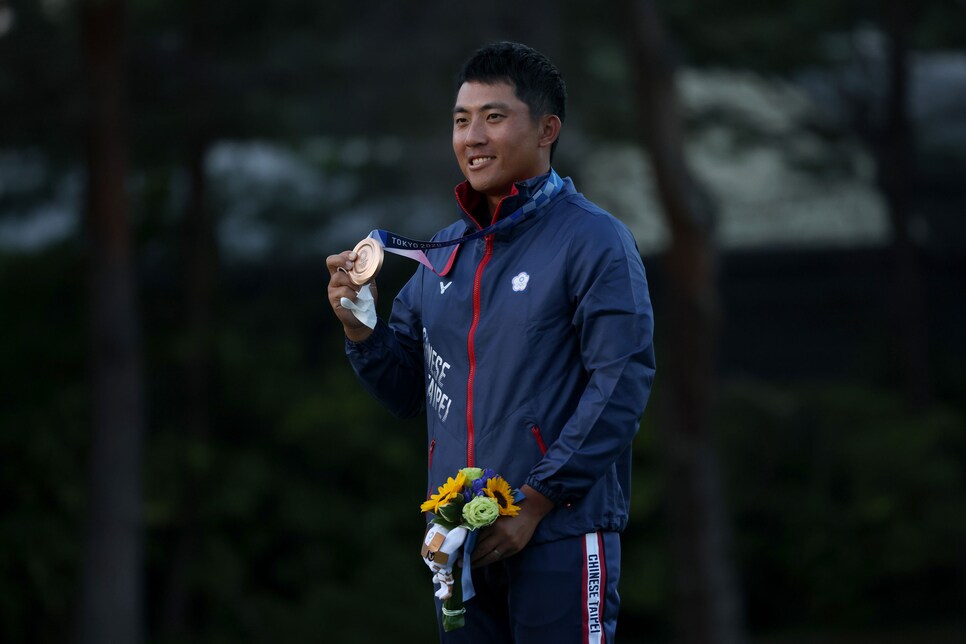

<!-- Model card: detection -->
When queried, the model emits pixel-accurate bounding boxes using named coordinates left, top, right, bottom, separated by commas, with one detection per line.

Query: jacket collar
left=453, top=171, right=554, bottom=233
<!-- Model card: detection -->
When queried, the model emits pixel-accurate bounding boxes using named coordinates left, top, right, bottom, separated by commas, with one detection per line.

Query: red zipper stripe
left=465, top=236, right=493, bottom=467
left=457, top=185, right=517, bottom=468
left=531, top=425, right=548, bottom=455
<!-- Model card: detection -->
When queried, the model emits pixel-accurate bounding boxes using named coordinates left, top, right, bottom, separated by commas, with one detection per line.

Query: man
left=326, top=42, right=655, bottom=643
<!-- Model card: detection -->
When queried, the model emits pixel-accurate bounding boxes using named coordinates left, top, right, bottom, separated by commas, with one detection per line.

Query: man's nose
left=464, top=117, right=487, bottom=146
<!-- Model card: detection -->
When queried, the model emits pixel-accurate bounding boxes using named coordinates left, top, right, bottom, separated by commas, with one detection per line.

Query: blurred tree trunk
left=161, top=9, right=218, bottom=635
left=879, top=0, right=931, bottom=408
left=160, top=133, right=215, bottom=639
left=77, top=0, right=145, bottom=643
left=621, top=2, right=744, bottom=643
left=842, top=1, right=930, bottom=408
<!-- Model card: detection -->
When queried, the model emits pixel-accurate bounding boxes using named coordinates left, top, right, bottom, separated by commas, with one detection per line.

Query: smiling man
left=327, top=42, right=656, bottom=643
left=452, top=80, right=559, bottom=218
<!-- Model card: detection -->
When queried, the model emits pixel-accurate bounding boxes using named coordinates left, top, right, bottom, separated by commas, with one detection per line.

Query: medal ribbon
left=367, top=170, right=563, bottom=275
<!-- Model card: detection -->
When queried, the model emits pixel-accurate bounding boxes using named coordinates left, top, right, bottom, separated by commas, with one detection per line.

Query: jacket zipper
left=530, top=425, right=548, bottom=455
left=465, top=235, right=494, bottom=467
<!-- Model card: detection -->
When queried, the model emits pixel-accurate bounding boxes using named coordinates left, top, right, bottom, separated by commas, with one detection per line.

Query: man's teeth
left=470, top=157, right=494, bottom=167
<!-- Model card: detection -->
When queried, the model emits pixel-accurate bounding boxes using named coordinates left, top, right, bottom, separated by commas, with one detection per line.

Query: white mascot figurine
left=421, top=523, right=469, bottom=600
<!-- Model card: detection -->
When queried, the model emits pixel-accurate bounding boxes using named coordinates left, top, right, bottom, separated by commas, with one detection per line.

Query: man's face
left=452, top=81, right=553, bottom=207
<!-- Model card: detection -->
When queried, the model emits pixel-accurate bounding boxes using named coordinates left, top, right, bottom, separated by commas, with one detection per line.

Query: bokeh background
left=2, top=1, right=965, bottom=643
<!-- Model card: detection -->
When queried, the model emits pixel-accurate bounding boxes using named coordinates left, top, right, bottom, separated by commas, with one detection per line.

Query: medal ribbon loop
left=368, top=170, right=563, bottom=275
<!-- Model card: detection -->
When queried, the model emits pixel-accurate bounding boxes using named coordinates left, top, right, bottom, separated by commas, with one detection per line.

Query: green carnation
left=462, top=496, right=500, bottom=529
left=459, top=467, right=484, bottom=485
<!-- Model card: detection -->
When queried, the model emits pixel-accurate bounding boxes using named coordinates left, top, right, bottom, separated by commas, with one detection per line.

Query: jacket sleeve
left=345, top=270, right=426, bottom=419
left=524, top=219, right=655, bottom=504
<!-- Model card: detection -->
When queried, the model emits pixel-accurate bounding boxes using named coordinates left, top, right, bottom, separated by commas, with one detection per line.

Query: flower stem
left=441, top=576, right=466, bottom=632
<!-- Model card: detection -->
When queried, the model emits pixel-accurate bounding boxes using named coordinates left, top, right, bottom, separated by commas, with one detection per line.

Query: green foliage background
left=3, top=247, right=964, bottom=642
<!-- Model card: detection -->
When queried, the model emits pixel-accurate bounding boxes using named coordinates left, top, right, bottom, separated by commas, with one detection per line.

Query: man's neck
left=470, top=168, right=552, bottom=226
left=483, top=194, right=503, bottom=223
left=472, top=197, right=495, bottom=227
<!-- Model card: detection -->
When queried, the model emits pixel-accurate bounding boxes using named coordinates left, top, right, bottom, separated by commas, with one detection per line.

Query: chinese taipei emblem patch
left=511, top=272, right=530, bottom=292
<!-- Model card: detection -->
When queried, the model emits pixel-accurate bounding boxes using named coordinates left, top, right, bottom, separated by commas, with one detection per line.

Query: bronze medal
left=348, top=237, right=384, bottom=286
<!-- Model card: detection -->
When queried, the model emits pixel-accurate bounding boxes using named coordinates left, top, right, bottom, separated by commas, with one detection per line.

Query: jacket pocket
left=530, top=425, right=548, bottom=455
left=426, top=438, right=436, bottom=501
left=529, top=424, right=571, bottom=507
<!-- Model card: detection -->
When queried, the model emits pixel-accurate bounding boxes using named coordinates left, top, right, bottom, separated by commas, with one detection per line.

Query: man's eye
left=487, top=113, right=504, bottom=121
left=454, top=117, right=468, bottom=126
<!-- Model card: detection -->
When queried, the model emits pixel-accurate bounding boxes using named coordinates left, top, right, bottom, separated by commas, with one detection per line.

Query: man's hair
left=456, top=41, right=567, bottom=159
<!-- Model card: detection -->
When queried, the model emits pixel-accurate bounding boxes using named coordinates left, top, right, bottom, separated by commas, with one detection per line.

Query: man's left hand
left=471, top=484, right=554, bottom=566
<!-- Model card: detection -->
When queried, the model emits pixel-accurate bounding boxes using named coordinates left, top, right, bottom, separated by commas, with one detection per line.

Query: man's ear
left=538, top=115, right=562, bottom=149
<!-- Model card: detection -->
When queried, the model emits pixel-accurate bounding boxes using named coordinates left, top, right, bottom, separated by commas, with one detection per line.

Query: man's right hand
left=326, top=250, right=378, bottom=343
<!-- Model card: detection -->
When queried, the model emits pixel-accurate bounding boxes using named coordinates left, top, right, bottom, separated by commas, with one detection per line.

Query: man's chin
left=467, top=178, right=510, bottom=198
left=466, top=178, right=489, bottom=195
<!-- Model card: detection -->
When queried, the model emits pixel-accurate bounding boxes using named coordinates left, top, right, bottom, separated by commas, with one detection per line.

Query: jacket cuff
left=345, top=319, right=389, bottom=355
left=524, top=475, right=566, bottom=506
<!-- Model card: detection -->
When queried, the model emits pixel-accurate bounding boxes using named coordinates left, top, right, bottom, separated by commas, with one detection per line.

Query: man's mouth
left=468, top=156, right=495, bottom=168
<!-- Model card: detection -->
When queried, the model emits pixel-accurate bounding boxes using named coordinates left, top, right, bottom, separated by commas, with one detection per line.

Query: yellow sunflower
left=420, top=472, right=468, bottom=514
left=483, top=476, right=520, bottom=517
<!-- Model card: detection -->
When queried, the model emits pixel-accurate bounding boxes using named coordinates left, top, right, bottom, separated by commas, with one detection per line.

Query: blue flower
left=471, top=478, right=486, bottom=496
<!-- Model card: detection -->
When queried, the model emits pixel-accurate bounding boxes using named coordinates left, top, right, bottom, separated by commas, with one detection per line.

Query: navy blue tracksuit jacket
left=346, top=171, right=655, bottom=545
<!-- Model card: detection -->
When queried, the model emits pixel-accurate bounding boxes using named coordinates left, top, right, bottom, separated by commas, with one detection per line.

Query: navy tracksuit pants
left=436, top=531, right=621, bottom=644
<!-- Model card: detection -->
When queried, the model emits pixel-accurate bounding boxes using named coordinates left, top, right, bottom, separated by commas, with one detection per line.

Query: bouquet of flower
left=419, top=467, right=520, bottom=631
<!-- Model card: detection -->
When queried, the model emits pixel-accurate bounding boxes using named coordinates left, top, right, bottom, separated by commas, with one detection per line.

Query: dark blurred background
left=1, top=1, right=965, bottom=643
